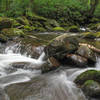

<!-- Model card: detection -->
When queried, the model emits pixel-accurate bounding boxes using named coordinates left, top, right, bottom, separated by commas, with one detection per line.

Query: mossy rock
left=74, top=70, right=100, bottom=86
left=16, top=17, right=30, bottom=25
left=90, top=18, right=100, bottom=24
left=68, top=25, right=80, bottom=32
left=81, top=32, right=100, bottom=39
left=0, top=17, right=13, bottom=30
left=1, top=28, right=24, bottom=37
left=32, top=21, right=43, bottom=27
left=27, top=13, right=47, bottom=22
left=24, top=25, right=35, bottom=32
left=44, top=34, right=79, bottom=61
left=82, top=80, right=100, bottom=97
left=89, top=23, right=100, bottom=31
left=35, top=27, right=46, bottom=32
left=52, top=27, right=65, bottom=32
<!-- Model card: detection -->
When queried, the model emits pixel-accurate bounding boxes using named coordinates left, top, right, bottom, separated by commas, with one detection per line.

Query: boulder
left=1, top=28, right=24, bottom=38
left=77, top=45, right=96, bottom=63
left=44, top=34, right=79, bottom=62
left=74, top=70, right=100, bottom=86
left=66, top=54, right=87, bottom=67
left=82, top=80, right=100, bottom=98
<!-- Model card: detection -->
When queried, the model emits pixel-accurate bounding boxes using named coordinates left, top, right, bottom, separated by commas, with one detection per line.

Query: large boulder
left=1, top=28, right=24, bottom=38
left=74, top=70, right=100, bottom=86
left=44, top=34, right=79, bottom=61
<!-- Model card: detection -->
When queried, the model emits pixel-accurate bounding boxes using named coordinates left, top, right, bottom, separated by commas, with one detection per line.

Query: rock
left=68, top=25, right=80, bottom=32
left=77, top=45, right=96, bottom=63
left=81, top=32, right=100, bottom=39
left=16, top=17, right=30, bottom=25
left=82, top=80, right=100, bottom=98
left=35, top=27, right=46, bottom=32
left=44, top=34, right=79, bottom=62
left=47, top=19, right=60, bottom=27
left=49, top=57, right=60, bottom=67
left=74, top=70, right=100, bottom=86
left=27, top=13, right=47, bottom=22
left=0, top=17, right=13, bottom=30
left=89, top=23, right=100, bottom=31
left=66, top=54, right=87, bottom=67
left=1, top=28, right=24, bottom=38
left=52, top=27, right=65, bottom=32
left=23, top=25, right=35, bottom=32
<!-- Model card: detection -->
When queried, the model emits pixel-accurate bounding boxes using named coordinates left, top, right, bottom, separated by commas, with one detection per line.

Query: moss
left=24, top=25, right=35, bottom=32
left=1, top=28, right=24, bottom=37
left=74, top=70, right=100, bottom=86
left=90, top=18, right=100, bottom=24
left=27, top=13, right=47, bottom=22
left=81, top=32, right=100, bottom=38
left=35, top=27, right=46, bottom=32
left=89, top=23, right=100, bottom=31
left=53, top=27, right=65, bottom=32
left=68, top=25, right=80, bottom=32
left=16, top=16, right=30, bottom=25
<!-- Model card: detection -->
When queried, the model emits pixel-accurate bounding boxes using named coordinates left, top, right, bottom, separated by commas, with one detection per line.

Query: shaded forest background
left=0, top=0, right=100, bottom=25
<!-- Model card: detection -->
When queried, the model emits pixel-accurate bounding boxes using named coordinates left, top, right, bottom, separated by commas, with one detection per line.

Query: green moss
left=74, top=70, right=100, bottom=86
left=81, top=32, right=100, bottom=38
left=27, top=13, right=47, bottom=22
left=1, top=28, right=24, bottom=37
left=35, top=27, right=46, bottom=32
left=53, top=27, right=65, bottom=32
left=68, top=25, right=80, bottom=32
left=16, top=17, right=30, bottom=25
left=24, top=25, right=35, bottom=32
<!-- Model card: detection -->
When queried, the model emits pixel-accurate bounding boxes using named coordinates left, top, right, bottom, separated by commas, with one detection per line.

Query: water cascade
left=0, top=43, right=99, bottom=100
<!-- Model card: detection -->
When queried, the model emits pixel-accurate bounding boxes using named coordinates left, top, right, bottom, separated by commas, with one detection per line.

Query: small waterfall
left=0, top=43, right=99, bottom=100
left=0, top=43, right=46, bottom=87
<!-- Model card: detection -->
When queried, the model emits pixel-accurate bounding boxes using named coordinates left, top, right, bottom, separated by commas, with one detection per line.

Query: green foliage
left=0, top=0, right=100, bottom=25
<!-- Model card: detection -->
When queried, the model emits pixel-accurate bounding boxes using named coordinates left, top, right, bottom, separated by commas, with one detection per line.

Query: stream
left=0, top=42, right=99, bottom=100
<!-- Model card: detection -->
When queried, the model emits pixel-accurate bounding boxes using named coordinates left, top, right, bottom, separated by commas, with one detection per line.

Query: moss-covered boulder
left=16, top=17, right=30, bottom=25
left=44, top=34, right=79, bottom=64
left=68, top=25, right=80, bottom=32
left=82, top=80, right=100, bottom=98
left=74, top=70, right=100, bottom=86
left=0, top=17, right=13, bottom=30
left=35, top=27, right=46, bottom=32
left=52, top=27, right=65, bottom=32
left=23, top=25, right=35, bottom=32
left=27, top=13, right=47, bottom=22
left=1, top=28, right=24, bottom=38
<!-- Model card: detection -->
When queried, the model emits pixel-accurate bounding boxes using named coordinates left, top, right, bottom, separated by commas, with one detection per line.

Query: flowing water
left=0, top=42, right=99, bottom=100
